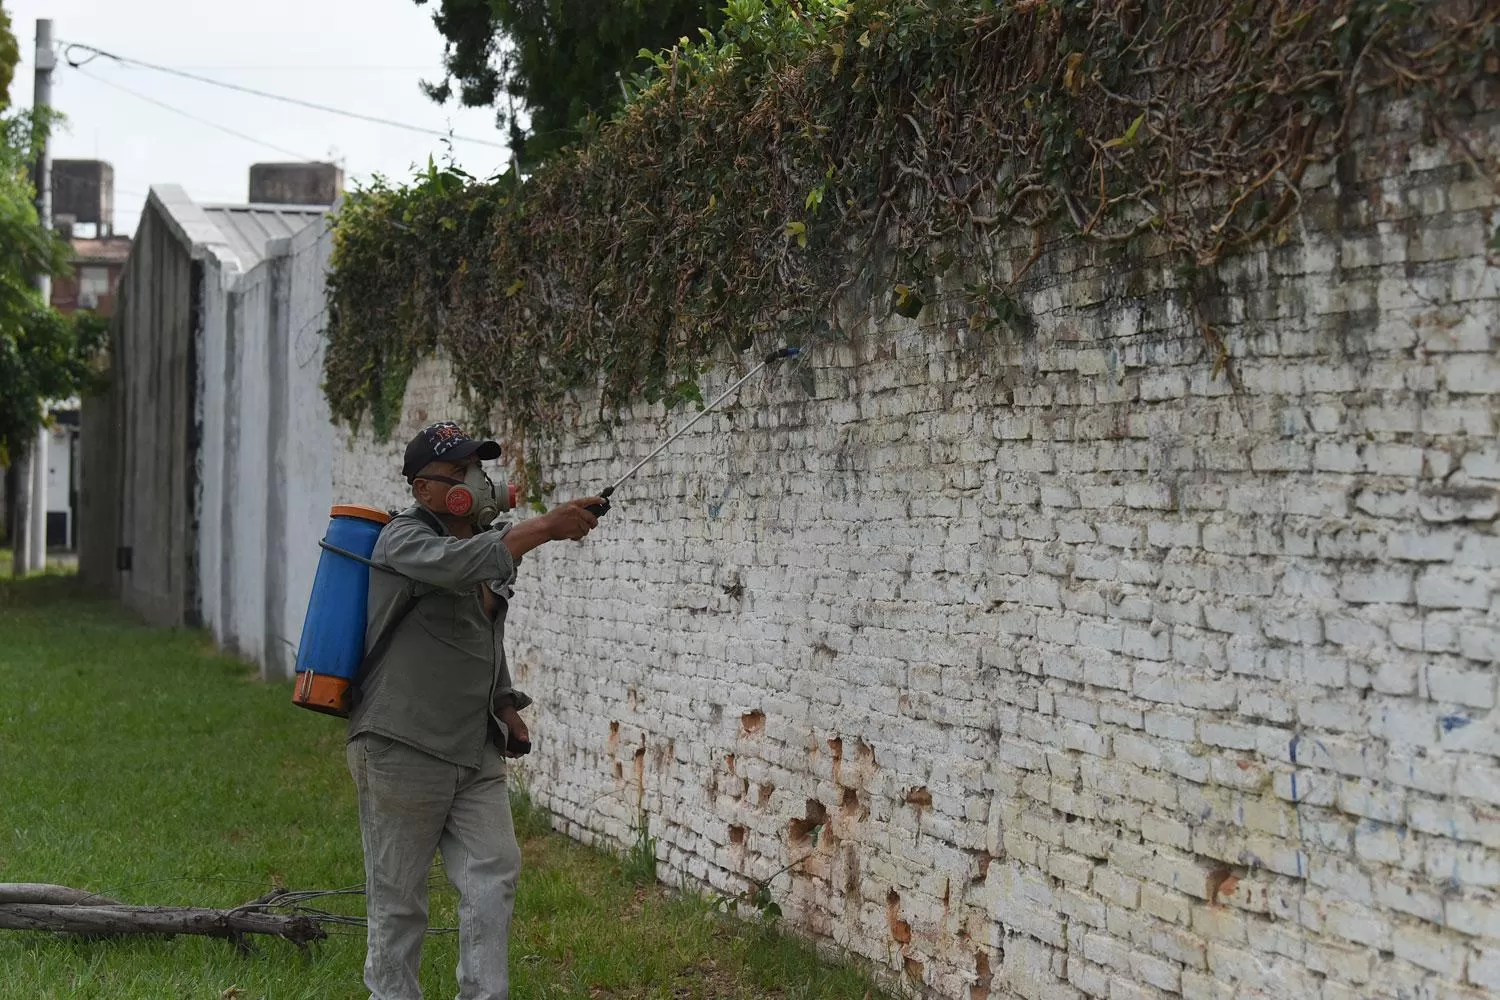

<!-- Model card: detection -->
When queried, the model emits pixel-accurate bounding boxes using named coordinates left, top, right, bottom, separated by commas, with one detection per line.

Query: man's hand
left=544, top=498, right=604, bottom=541
left=498, top=704, right=530, bottom=757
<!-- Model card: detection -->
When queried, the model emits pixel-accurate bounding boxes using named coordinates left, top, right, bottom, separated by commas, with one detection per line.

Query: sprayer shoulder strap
left=351, top=507, right=447, bottom=686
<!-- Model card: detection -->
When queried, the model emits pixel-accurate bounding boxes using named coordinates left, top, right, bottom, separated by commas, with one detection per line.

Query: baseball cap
left=402, top=422, right=502, bottom=482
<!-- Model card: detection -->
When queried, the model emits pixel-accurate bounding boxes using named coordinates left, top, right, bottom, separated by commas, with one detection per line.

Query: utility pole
left=17, top=19, right=55, bottom=575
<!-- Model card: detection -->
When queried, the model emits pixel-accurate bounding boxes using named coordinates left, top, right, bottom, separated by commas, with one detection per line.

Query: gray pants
left=347, top=732, right=520, bottom=1000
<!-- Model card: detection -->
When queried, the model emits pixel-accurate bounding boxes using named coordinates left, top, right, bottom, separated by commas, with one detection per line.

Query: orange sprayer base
left=292, top=671, right=353, bottom=717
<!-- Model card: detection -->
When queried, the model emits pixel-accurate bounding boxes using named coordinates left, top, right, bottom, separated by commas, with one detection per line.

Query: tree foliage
left=415, top=0, right=720, bottom=164
left=332, top=0, right=1498, bottom=490
left=0, top=1, right=17, bottom=112
left=0, top=8, right=106, bottom=465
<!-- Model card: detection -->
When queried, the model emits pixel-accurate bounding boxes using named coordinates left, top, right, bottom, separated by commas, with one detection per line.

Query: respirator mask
left=425, top=464, right=516, bottom=528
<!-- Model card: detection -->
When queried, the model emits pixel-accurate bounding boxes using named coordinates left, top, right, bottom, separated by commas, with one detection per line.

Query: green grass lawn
left=0, top=546, right=75, bottom=579
left=0, top=573, right=893, bottom=1000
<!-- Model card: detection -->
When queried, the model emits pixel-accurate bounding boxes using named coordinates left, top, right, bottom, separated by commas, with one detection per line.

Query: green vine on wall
left=324, top=0, right=1497, bottom=485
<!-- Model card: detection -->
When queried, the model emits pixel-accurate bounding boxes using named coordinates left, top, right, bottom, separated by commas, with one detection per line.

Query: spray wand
left=584, top=346, right=802, bottom=517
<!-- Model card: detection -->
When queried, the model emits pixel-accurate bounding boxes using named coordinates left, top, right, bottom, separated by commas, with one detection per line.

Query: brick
left=1084, top=931, right=1131, bottom=972
left=1068, top=959, right=1112, bottom=999
left=1143, top=709, right=1196, bottom=743
left=1460, top=624, right=1500, bottom=662
left=1324, top=615, right=1389, bottom=649
left=1093, top=868, right=1140, bottom=909
left=1262, top=613, right=1323, bottom=645
left=1129, top=949, right=1181, bottom=993
left=1324, top=900, right=1392, bottom=949
left=1179, top=970, right=1235, bottom=1000
left=1424, top=840, right=1500, bottom=889
left=1273, top=770, right=1337, bottom=806
left=1338, top=780, right=1407, bottom=823
left=1421, top=488, right=1500, bottom=524
left=1455, top=759, right=1500, bottom=808
left=1122, top=625, right=1171, bottom=661
left=1447, top=897, right=1500, bottom=939
left=1416, top=568, right=1492, bottom=609
left=1339, top=566, right=1416, bottom=604
left=1284, top=483, right=1350, bottom=517
left=1442, top=355, right=1500, bottom=393
left=1124, top=483, right=1174, bottom=509
left=1140, top=883, right=1192, bottom=927
left=1371, top=698, right=1442, bottom=746
left=1365, top=443, right=1426, bottom=476
left=1240, top=688, right=1294, bottom=723
left=1373, top=878, right=1444, bottom=924
left=1354, top=822, right=1405, bottom=864
left=1304, top=940, right=1373, bottom=983
left=1388, top=529, right=1461, bottom=562
left=1474, top=947, right=1500, bottom=990
left=1393, top=922, right=1468, bottom=977
left=1109, top=979, right=1160, bottom=1000
left=1355, top=488, right=1419, bottom=519
left=1147, top=521, right=1199, bottom=548
left=1314, top=440, right=1362, bottom=472
left=1202, top=605, right=1259, bottom=636
left=1427, top=660, right=1498, bottom=708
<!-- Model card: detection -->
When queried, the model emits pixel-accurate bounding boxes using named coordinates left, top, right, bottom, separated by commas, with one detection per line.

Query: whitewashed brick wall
left=333, top=96, right=1500, bottom=999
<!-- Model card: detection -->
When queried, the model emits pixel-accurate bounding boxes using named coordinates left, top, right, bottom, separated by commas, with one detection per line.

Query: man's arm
left=383, top=517, right=518, bottom=592
left=384, top=497, right=604, bottom=592
left=501, top=498, right=603, bottom=561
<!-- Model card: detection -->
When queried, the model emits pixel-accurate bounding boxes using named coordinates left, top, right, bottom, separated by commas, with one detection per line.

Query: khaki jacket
left=348, top=506, right=532, bottom=768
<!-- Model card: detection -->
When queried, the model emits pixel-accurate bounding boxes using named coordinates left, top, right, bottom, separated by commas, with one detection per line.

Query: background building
left=78, top=163, right=337, bottom=643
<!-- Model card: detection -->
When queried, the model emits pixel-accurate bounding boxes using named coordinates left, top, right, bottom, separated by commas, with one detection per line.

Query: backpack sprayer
left=291, top=345, right=801, bottom=716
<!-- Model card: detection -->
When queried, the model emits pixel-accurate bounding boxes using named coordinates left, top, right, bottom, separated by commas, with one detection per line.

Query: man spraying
left=347, top=421, right=603, bottom=1000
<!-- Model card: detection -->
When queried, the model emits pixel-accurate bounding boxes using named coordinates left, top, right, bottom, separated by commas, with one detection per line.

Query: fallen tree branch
left=0, top=883, right=123, bottom=906
left=0, top=901, right=327, bottom=948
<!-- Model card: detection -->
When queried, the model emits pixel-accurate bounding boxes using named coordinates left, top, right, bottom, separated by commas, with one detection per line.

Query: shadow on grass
left=0, top=571, right=97, bottom=607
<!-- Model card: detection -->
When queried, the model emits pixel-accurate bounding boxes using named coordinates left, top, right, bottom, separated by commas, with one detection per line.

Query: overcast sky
left=5, top=0, right=516, bottom=235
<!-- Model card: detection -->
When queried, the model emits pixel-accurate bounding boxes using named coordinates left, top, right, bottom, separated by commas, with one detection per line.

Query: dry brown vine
left=324, top=0, right=1498, bottom=489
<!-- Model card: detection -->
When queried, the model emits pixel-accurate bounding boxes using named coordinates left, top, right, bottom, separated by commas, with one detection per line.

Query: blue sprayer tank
left=292, top=504, right=392, bottom=717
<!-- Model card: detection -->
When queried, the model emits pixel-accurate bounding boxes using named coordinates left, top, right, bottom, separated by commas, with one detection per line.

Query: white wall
left=278, top=220, right=336, bottom=679
left=330, top=100, right=1500, bottom=1000
left=44, top=425, right=71, bottom=512
left=227, top=257, right=273, bottom=668
left=198, top=257, right=230, bottom=641
left=194, top=223, right=334, bottom=679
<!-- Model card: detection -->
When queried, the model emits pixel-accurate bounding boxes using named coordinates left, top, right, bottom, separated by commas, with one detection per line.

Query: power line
left=168, top=65, right=437, bottom=73
left=60, top=40, right=507, bottom=150
left=72, top=66, right=318, bottom=162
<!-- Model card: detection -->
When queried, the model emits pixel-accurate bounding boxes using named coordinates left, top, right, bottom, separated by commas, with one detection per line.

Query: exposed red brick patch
left=843, top=845, right=860, bottom=893
left=1206, top=865, right=1239, bottom=903
left=886, top=889, right=912, bottom=943
left=788, top=799, right=829, bottom=846
left=741, top=710, right=766, bottom=735
left=971, top=950, right=993, bottom=1000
